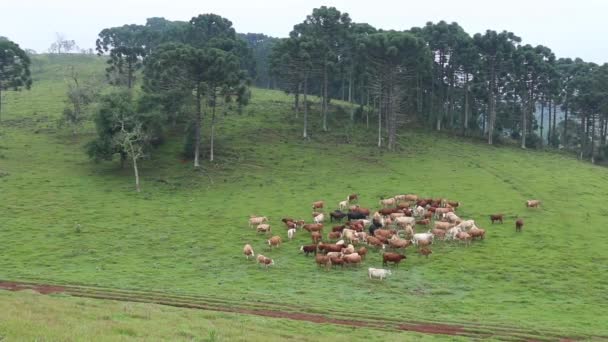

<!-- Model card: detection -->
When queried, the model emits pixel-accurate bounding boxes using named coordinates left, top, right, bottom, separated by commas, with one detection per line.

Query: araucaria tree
left=0, top=38, right=32, bottom=122
left=96, top=25, right=147, bottom=88
left=143, top=14, right=249, bottom=168
left=366, top=31, right=431, bottom=150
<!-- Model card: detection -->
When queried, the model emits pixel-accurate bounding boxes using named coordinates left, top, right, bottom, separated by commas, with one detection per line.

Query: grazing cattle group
left=244, top=194, right=539, bottom=276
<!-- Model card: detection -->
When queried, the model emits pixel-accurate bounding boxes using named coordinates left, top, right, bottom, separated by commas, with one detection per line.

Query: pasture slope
left=1, top=55, right=607, bottom=341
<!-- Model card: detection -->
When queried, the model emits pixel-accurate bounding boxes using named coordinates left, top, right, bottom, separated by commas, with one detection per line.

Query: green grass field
left=1, top=55, right=607, bottom=340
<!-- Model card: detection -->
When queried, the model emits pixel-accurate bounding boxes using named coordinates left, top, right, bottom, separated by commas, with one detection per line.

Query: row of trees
left=269, top=7, right=608, bottom=160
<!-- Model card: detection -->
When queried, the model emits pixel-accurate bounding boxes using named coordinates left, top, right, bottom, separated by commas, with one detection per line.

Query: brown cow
left=315, top=255, right=332, bottom=270
left=490, top=214, right=504, bottom=224
left=332, top=225, right=346, bottom=232
left=434, top=221, right=454, bottom=230
left=456, top=231, right=472, bottom=246
left=300, top=244, right=317, bottom=256
left=312, top=201, right=324, bottom=210
left=342, top=253, right=362, bottom=266
left=357, top=247, right=368, bottom=259
left=318, top=242, right=345, bottom=253
left=348, top=194, right=358, bottom=202
left=257, top=255, right=274, bottom=268
left=419, top=247, right=433, bottom=258
left=469, top=227, right=486, bottom=240
left=382, top=252, right=407, bottom=266
left=328, top=231, right=342, bottom=240
left=447, top=201, right=460, bottom=208
left=388, top=236, right=412, bottom=249
left=311, top=231, right=322, bottom=244
left=352, top=207, right=371, bottom=216
left=243, top=244, right=255, bottom=259
left=330, top=256, right=345, bottom=267
left=431, top=228, right=446, bottom=240
left=398, top=202, right=411, bottom=209
left=303, top=223, right=323, bottom=233
left=516, top=218, right=524, bottom=232
left=267, top=236, right=282, bottom=249
left=416, top=219, right=430, bottom=226
left=526, top=200, right=541, bottom=208
left=366, top=236, right=385, bottom=249
left=374, top=229, right=396, bottom=239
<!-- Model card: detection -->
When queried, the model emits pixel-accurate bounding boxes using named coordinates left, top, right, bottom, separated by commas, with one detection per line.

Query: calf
left=383, top=252, right=406, bottom=266
left=490, top=214, right=504, bottom=224
left=338, top=200, right=349, bottom=210
left=249, top=216, right=268, bottom=228
left=257, top=255, right=274, bottom=268
left=515, top=218, right=524, bottom=232
left=312, top=200, right=324, bottom=210
left=300, top=244, right=317, bottom=256
left=287, top=228, right=296, bottom=240
left=243, top=244, right=255, bottom=259
left=357, top=247, right=368, bottom=259
left=419, top=247, right=433, bottom=258
left=368, top=267, right=392, bottom=280
left=267, top=236, right=282, bottom=249
left=469, top=227, right=486, bottom=240
left=315, top=255, right=332, bottom=270
left=257, top=224, right=271, bottom=233
left=526, top=200, right=541, bottom=208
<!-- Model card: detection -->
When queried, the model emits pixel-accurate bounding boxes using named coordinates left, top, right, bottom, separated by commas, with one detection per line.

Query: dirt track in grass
left=0, top=280, right=595, bottom=341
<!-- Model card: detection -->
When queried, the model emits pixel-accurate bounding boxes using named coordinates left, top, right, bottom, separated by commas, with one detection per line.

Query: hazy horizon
left=1, top=0, right=606, bottom=64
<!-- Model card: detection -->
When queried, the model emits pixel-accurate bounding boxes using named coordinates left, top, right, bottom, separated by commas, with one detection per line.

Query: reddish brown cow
left=318, top=242, right=345, bottom=253
left=374, top=229, right=396, bottom=239
left=348, top=194, right=358, bottom=202
left=332, top=225, right=346, bottom=232
left=352, top=207, right=371, bottom=216
left=379, top=208, right=399, bottom=216
left=366, top=236, right=385, bottom=248
left=447, top=201, right=460, bottom=208
left=419, top=247, right=433, bottom=258
left=490, top=214, right=504, bottom=224
left=469, top=227, right=486, bottom=240
left=329, top=256, right=345, bottom=267
left=423, top=211, right=433, bottom=219
left=382, top=252, right=407, bottom=266
left=516, top=219, right=524, bottom=232
left=311, top=231, right=322, bottom=244
left=342, top=253, right=362, bottom=266
left=416, top=219, right=430, bottom=226
left=300, top=244, right=317, bottom=256
left=431, top=228, right=446, bottom=240
left=312, top=201, right=324, bottom=210
left=328, top=231, right=342, bottom=240
left=526, top=200, right=541, bottom=208
left=357, top=247, right=368, bottom=259
left=315, top=255, right=332, bottom=270
left=398, top=202, right=411, bottom=209
left=303, top=223, right=323, bottom=233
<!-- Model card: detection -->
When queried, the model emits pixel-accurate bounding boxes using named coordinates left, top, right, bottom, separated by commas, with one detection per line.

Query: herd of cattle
left=243, top=194, right=539, bottom=280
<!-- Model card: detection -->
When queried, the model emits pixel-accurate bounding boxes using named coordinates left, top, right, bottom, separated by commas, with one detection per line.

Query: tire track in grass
left=0, top=280, right=597, bottom=341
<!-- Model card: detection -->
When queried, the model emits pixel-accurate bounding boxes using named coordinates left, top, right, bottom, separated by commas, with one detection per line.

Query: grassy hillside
left=1, top=55, right=607, bottom=339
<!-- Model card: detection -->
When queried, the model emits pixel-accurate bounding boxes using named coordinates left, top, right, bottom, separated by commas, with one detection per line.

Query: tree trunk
left=0, top=87, right=2, bottom=123
left=209, top=94, right=217, bottom=162
left=547, top=99, right=552, bottom=146
left=591, top=114, right=596, bottom=162
left=540, top=101, right=545, bottom=145
left=377, top=95, right=382, bottom=148
left=521, top=97, right=527, bottom=149
left=348, top=71, right=354, bottom=121
left=127, top=60, right=133, bottom=89
left=564, top=104, right=569, bottom=146
left=366, top=91, right=370, bottom=129
left=194, top=88, right=202, bottom=168
left=132, top=154, right=140, bottom=192
left=553, top=101, right=557, bottom=146
left=294, top=82, right=300, bottom=119
left=463, top=74, right=469, bottom=136
left=322, top=62, right=328, bottom=132
left=303, top=75, right=308, bottom=139
left=488, top=61, right=496, bottom=145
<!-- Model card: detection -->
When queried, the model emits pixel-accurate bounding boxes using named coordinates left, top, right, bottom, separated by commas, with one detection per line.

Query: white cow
left=412, top=233, right=434, bottom=245
left=368, top=268, right=392, bottom=280
left=395, top=216, right=415, bottom=227
left=287, top=228, right=296, bottom=240
left=314, top=213, right=324, bottom=224
left=414, top=206, right=426, bottom=217
left=338, top=200, right=349, bottom=210
left=446, top=226, right=463, bottom=240
left=457, top=220, right=476, bottom=230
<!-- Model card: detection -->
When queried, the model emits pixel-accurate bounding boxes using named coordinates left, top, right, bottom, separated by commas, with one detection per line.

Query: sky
left=1, top=0, right=606, bottom=63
